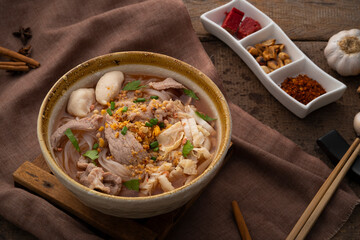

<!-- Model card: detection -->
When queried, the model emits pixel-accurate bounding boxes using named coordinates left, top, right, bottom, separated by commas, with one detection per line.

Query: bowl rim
left=37, top=51, right=232, bottom=202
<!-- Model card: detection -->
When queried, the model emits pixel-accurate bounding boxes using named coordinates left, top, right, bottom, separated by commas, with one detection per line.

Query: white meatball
left=67, top=88, right=95, bottom=117
left=95, top=71, right=124, bottom=105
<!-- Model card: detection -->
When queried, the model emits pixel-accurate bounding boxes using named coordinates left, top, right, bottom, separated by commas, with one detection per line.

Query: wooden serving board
left=13, top=147, right=233, bottom=239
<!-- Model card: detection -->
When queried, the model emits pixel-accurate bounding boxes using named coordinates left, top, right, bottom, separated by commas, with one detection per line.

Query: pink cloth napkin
left=0, top=0, right=358, bottom=239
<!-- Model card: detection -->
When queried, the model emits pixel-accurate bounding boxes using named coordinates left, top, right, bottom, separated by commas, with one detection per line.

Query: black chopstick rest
left=317, top=130, right=360, bottom=179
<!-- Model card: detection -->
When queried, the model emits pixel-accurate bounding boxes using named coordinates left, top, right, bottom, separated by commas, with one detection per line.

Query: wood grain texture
left=184, top=0, right=360, bottom=41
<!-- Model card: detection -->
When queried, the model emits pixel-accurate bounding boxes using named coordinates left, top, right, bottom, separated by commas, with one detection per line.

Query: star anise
left=13, top=26, right=32, bottom=45
left=18, top=45, right=32, bottom=57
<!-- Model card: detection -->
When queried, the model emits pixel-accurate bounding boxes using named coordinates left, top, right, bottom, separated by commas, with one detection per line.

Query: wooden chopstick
left=232, top=200, right=252, bottom=240
left=286, top=137, right=360, bottom=240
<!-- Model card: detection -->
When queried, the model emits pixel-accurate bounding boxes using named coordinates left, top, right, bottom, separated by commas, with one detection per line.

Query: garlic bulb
left=324, top=29, right=360, bottom=76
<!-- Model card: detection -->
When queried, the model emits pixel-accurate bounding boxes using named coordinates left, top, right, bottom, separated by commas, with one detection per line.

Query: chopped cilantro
left=106, top=108, right=113, bottom=116
left=150, top=95, right=159, bottom=99
left=183, top=89, right=199, bottom=100
left=182, top=140, right=193, bottom=157
left=123, top=80, right=146, bottom=91
left=83, top=150, right=99, bottom=161
left=195, top=111, right=217, bottom=122
left=64, top=128, right=80, bottom=152
left=151, top=156, right=157, bottom=161
left=121, top=106, right=128, bottom=112
left=158, top=122, right=165, bottom=129
left=123, top=179, right=140, bottom=191
left=153, top=147, right=159, bottom=152
left=92, top=143, right=99, bottom=150
left=110, top=101, right=115, bottom=110
left=149, top=118, right=158, bottom=125
left=133, top=98, right=146, bottom=103
left=145, top=118, right=158, bottom=127
left=121, top=126, right=128, bottom=135
left=150, top=141, right=159, bottom=149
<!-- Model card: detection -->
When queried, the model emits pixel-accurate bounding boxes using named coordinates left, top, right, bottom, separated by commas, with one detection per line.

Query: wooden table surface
left=1, top=0, right=360, bottom=239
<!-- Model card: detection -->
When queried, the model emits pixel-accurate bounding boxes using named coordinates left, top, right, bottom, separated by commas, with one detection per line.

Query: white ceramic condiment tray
left=200, top=0, right=347, bottom=118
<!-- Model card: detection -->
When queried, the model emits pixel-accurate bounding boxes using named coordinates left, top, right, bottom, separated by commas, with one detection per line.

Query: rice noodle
left=81, top=133, right=96, bottom=150
left=63, top=140, right=79, bottom=179
left=97, top=149, right=131, bottom=181
left=143, top=89, right=170, bottom=101
left=165, top=90, right=178, bottom=100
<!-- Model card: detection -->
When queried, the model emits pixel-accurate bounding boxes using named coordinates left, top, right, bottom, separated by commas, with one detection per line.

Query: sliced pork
left=51, top=114, right=103, bottom=148
left=148, top=78, right=184, bottom=90
left=77, top=163, right=110, bottom=194
left=105, top=118, right=149, bottom=165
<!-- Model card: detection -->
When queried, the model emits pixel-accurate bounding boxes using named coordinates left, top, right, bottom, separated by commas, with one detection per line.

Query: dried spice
left=18, top=45, right=32, bottom=57
left=222, top=8, right=244, bottom=35
left=237, top=17, right=261, bottom=39
left=1, top=27, right=39, bottom=74
left=280, top=74, right=326, bottom=105
left=221, top=7, right=261, bottom=39
left=13, top=26, right=32, bottom=45
left=247, top=39, right=292, bottom=74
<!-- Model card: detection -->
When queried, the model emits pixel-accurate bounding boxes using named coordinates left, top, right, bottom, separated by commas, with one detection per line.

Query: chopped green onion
left=123, top=80, right=146, bottom=91
left=158, top=122, right=165, bottom=129
left=150, top=95, right=159, bottom=100
left=92, top=143, right=99, bottom=150
left=133, top=98, right=146, bottom=103
left=121, top=126, right=128, bottom=135
left=153, top=147, right=159, bottom=152
left=123, top=179, right=140, bottom=191
left=149, top=118, right=158, bottom=125
left=110, top=101, right=115, bottom=110
left=83, top=150, right=99, bottom=161
left=183, top=89, right=199, bottom=100
left=64, top=128, right=80, bottom=152
left=151, top=156, right=157, bottom=161
left=195, top=111, right=217, bottom=122
left=145, top=122, right=153, bottom=127
left=121, top=106, right=128, bottom=112
left=106, top=108, right=113, bottom=116
left=150, top=141, right=159, bottom=149
left=182, top=140, right=193, bottom=157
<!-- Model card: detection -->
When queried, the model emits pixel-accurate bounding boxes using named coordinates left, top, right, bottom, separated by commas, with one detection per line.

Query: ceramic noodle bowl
left=37, top=51, right=232, bottom=218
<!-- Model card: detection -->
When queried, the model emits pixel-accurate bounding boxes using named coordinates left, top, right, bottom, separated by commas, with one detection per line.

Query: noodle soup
left=51, top=71, right=217, bottom=197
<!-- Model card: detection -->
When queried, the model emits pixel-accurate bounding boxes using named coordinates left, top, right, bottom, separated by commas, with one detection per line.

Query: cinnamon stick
left=0, top=46, right=40, bottom=68
left=0, top=64, right=29, bottom=72
left=0, top=61, right=27, bottom=66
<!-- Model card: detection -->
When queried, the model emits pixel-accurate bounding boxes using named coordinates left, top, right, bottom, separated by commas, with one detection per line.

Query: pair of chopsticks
left=287, top=137, right=360, bottom=240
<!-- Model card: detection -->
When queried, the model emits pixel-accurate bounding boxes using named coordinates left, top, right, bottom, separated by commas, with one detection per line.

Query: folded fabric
left=0, top=0, right=358, bottom=239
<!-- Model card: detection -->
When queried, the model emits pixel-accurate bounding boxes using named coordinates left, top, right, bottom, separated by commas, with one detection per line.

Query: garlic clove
left=336, top=54, right=355, bottom=77
left=354, top=112, right=360, bottom=135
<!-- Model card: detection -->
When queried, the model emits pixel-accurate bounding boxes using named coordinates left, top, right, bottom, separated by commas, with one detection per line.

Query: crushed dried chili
left=280, top=74, right=326, bottom=105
